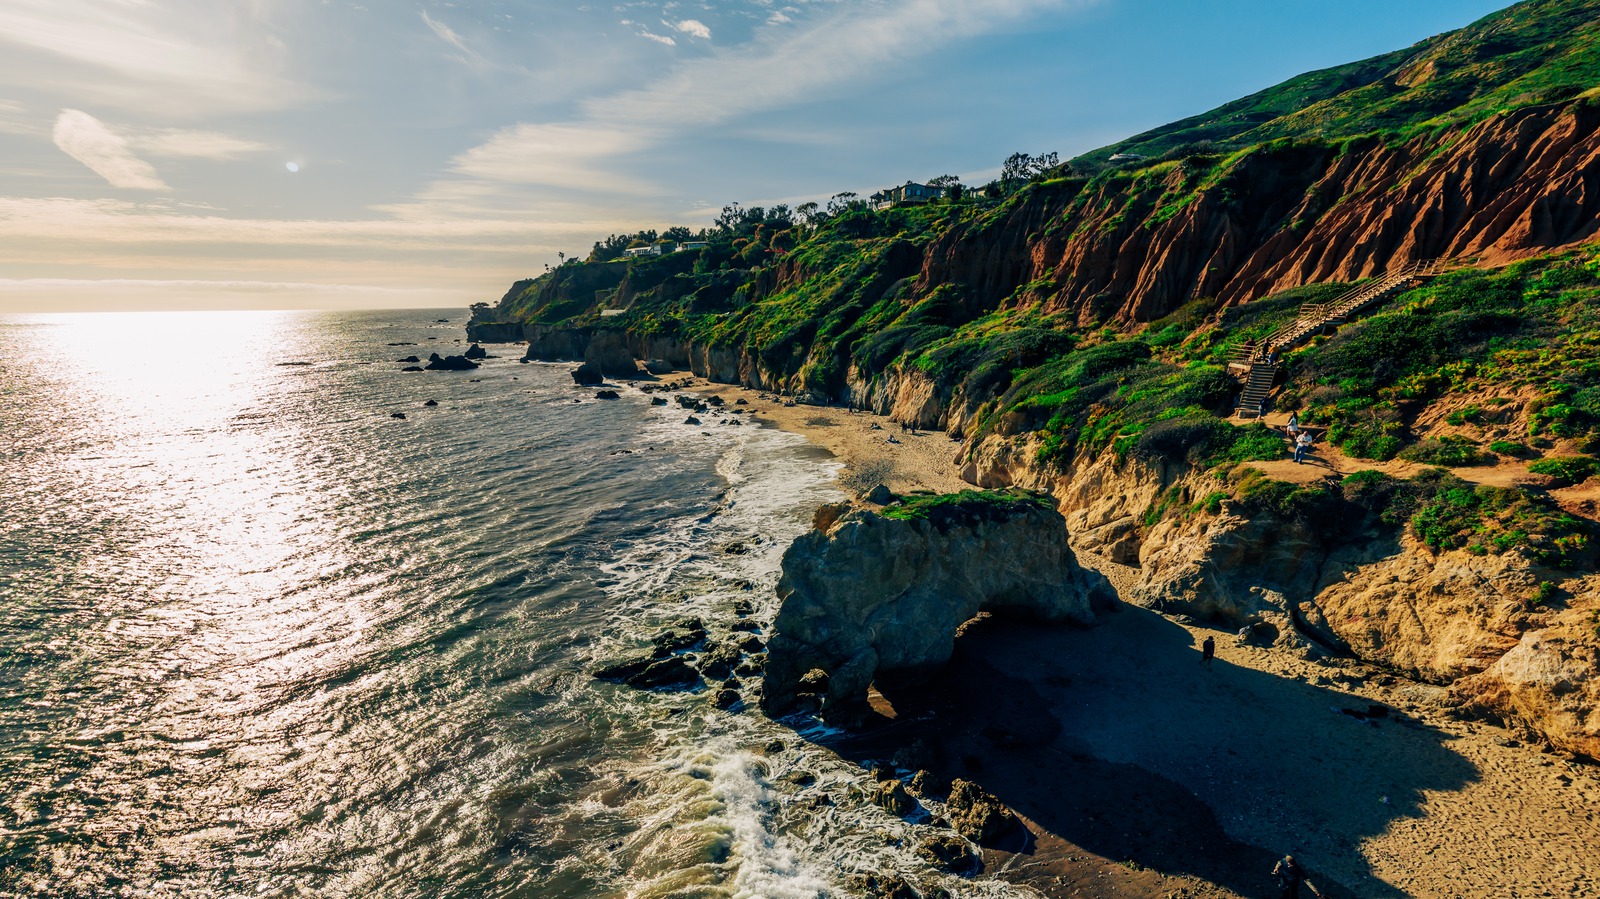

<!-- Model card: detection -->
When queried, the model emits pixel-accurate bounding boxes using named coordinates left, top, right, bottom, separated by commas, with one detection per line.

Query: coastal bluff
left=762, top=491, right=1108, bottom=714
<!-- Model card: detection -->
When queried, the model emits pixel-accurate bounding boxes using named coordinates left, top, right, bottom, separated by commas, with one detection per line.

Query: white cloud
left=673, top=19, right=712, bottom=39
left=52, top=110, right=170, bottom=191
left=133, top=129, right=269, bottom=160
left=439, top=0, right=1093, bottom=194
left=0, top=0, right=307, bottom=115
left=640, top=30, right=677, bottom=46
left=422, top=11, right=470, bottom=54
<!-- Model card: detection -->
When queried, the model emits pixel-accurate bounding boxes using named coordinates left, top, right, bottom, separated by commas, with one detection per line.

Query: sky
left=0, top=0, right=1514, bottom=312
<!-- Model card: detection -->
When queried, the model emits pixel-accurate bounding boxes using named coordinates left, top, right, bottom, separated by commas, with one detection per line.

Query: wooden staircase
left=1229, top=260, right=1447, bottom=419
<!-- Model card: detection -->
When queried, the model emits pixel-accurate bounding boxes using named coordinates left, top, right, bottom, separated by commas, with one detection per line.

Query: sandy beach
left=677, top=377, right=1600, bottom=899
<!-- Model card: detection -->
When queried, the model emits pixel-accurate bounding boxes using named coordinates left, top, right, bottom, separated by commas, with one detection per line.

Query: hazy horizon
left=0, top=0, right=1511, bottom=313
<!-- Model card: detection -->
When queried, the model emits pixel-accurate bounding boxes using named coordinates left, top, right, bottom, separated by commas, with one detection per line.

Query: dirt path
left=1243, top=413, right=1541, bottom=489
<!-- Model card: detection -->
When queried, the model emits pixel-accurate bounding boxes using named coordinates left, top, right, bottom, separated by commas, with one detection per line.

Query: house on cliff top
left=871, top=182, right=946, bottom=210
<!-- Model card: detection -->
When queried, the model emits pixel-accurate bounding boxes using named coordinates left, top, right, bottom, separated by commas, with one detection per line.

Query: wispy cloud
left=440, top=0, right=1092, bottom=194
left=422, top=11, right=472, bottom=55
left=132, top=129, right=269, bottom=160
left=673, top=19, right=712, bottom=40
left=52, top=110, right=170, bottom=190
left=640, top=30, right=677, bottom=46
left=0, top=0, right=307, bottom=115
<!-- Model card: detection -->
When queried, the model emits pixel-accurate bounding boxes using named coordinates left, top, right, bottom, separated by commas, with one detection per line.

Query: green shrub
left=1488, top=440, right=1529, bottom=457
left=1399, top=437, right=1489, bottom=467
left=1527, top=456, right=1600, bottom=485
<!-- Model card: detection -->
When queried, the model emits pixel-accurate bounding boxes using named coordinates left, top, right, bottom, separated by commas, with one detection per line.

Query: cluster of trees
left=571, top=149, right=1065, bottom=266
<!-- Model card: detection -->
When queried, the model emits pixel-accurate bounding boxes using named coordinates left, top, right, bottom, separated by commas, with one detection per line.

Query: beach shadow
left=802, top=606, right=1479, bottom=899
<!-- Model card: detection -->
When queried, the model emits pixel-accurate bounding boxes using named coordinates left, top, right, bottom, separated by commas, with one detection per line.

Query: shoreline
left=667, top=375, right=1600, bottom=898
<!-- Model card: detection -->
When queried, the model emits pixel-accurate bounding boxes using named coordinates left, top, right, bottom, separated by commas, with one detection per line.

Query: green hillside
left=1074, top=0, right=1600, bottom=168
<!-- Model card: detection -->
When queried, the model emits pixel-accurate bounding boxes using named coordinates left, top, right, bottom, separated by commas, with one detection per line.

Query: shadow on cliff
left=802, top=605, right=1480, bottom=899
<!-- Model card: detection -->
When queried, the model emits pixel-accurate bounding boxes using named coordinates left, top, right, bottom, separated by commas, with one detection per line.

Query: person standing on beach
left=1200, top=636, right=1215, bottom=668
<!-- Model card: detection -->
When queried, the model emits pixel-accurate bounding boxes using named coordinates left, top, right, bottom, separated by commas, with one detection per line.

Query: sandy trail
left=647, top=377, right=1600, bottom=898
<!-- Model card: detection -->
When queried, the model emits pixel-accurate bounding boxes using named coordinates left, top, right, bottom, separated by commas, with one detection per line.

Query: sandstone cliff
left=762, top=493, right=1108, bottom=714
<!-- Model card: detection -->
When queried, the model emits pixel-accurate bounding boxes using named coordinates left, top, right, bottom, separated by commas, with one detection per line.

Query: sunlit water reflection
left=0, top=310, right=1032, bottom=899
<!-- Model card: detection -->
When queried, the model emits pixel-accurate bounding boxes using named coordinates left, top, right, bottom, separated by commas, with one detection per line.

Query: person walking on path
left=1286, top=412, right=1300, bottom=438
left=1200, top=636, right=1215, bottom=668
left=1272, top=854, right=1321, bottom=899
left=1294, top=430, right=1313, bottom=464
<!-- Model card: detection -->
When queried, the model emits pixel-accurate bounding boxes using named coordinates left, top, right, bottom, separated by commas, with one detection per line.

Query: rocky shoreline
left=561, top=363, right=1600, bottom=898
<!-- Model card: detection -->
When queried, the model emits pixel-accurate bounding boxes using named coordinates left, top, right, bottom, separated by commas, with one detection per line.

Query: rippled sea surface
left=0, top=309, right=1035, bottom=899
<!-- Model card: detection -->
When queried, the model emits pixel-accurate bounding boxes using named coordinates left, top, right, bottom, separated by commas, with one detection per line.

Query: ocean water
left=0, top=310, right=1025, bottom=898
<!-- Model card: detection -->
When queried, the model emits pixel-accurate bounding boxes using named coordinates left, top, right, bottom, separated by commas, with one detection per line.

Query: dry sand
left=667, top=378, right=1600, bottom=899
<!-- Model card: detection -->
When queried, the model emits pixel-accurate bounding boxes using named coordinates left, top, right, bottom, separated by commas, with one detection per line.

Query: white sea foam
left=589, top=389, right=1048, bottom=899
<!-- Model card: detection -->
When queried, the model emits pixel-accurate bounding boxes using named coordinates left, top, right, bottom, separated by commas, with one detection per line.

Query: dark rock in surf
left=870, top=779, right=916, bottom=817
left=650, top=397, right=668, bottom=406
left=571, top=363, right=603, bottom=386
left=594, top=389, right=620, bottom=400
left=424, top=353, right=479, bottom=371
left=945, top=779, right=1019, bottom=844
left=917, top=832, right=981, bottom=875
left=401, top=365, right=424, bottom=372
left=684, top=416, right=701, bottom=425
left=397, top=355, right=420, bottom=363
left=464, top=343, right=487, bottom=360
left=422, top=399, right=438, bottom=407
left=390, top=412, right=407, bottom=419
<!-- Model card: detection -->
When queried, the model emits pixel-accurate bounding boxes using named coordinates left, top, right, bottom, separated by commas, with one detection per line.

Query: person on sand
left=1200, top=635, right=1215, bottom=668
left=1294, top=430, right=1313, bottom=464
left=1272, top=854, right=1321, bottom=899
left=1286, top=412, right=1300, bottom=438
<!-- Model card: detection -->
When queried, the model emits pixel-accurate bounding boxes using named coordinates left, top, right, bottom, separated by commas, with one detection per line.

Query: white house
left=870, top=182, right=946, bottom=211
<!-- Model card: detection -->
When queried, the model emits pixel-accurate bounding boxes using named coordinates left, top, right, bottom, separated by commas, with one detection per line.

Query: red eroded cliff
left=918, top=100, right=1600, bottom=325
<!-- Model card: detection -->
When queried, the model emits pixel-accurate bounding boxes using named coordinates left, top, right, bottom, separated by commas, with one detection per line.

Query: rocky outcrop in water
left=424, top=353, right=479, bottom=371
left=762, top=493, right=1106, bottom=714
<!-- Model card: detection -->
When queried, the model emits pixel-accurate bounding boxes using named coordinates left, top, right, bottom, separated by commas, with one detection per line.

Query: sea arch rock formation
left=762, top=493, right=1108, bottom=714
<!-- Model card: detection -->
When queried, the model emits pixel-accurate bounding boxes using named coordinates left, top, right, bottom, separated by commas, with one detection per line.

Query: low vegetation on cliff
left=474, top=0, right=1599, bottom=565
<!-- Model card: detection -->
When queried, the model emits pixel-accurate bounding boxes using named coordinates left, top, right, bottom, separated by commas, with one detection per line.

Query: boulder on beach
left=424, top=352, right=479, bottom=371
left=583, top=331, right=640, bottom=379
left=945, top=779, right=1019, bottom=844
left=463, top=343, right=488, bottom=360
left=762, top=491, right=1107, bottom=714
left=571, top=363, right=604, bottom=386
left=645, top=359, right=674, bottom=374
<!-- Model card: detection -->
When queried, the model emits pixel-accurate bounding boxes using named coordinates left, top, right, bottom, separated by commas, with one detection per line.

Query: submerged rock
left=762, top=491, right=1107, bottom=713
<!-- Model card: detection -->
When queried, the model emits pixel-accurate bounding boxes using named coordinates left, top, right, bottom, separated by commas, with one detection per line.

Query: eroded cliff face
left=922, top=101, right=1600, bottom=326
left=954, top=437, right=1600, bottom=757
left=762, top=497, right=1108, bottom=715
